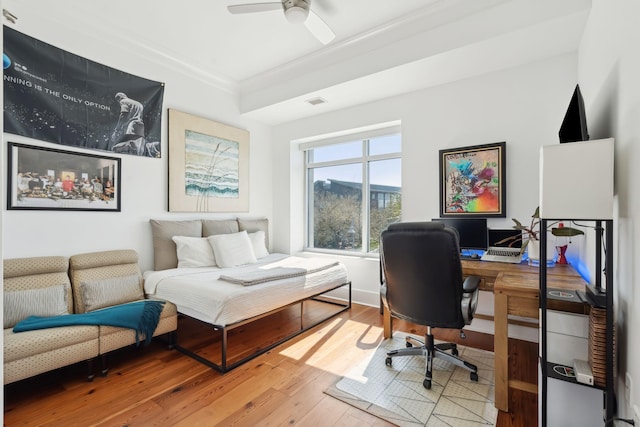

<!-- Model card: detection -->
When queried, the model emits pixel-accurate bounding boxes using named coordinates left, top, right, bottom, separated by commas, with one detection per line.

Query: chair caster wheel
left=451, top=348, right=458, bottom=356
left=423, top=379, right=431, bottom=389
left=470, top=372, right=479, bottom=382
left=406, top=342, right=413, bottom=348
left=385, top=357, right=392, bottom=366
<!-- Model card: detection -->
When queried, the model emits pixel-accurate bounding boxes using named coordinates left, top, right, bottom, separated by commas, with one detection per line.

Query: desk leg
left=494, top=291, right=509, bottom=412
left=383, top=306, right=392, bottom=339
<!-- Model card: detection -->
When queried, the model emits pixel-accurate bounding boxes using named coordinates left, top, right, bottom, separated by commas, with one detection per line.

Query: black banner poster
left=3, top=26, right=164, bottom=158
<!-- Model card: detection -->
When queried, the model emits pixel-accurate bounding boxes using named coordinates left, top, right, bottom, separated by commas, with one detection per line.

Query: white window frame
left=302, top=125, right=401, bottom=256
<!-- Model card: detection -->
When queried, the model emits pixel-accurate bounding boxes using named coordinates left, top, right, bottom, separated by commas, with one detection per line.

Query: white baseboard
left=327, top=288, right=538, bottom=343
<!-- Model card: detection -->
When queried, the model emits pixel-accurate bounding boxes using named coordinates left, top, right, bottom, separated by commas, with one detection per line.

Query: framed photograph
left=7, top=142, right=121, bottom=212
left=439, top=141, right=506, bottom=217
left=168, top=109, right=249, bottom=212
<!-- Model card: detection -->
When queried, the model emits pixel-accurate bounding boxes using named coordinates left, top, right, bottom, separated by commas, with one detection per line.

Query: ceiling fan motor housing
left=283, top=0, right=310, bottom=23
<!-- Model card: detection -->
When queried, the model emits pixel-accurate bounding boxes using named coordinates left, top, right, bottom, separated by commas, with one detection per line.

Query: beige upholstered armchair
left=3, top=256, right=99, bottom=384
left=68, top=249, right=177, bottom=375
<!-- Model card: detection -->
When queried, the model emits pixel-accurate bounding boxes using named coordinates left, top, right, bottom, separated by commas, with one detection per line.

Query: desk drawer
left=507, top=295, right=539, bottom=318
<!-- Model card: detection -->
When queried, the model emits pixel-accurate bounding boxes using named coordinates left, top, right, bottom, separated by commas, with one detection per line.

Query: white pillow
left=248, top=231, right=269, bottom=259
left=4, top=285, right=68, bottom=328
left=208, top=231, right=257, bottom=268
left=173, top=235, right=217, bottom=268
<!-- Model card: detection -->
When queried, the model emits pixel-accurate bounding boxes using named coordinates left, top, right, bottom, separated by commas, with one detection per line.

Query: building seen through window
left=304, top=128, right=401, bottom=254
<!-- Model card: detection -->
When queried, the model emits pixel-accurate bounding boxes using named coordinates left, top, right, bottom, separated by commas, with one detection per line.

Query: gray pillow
left=4, top=285, right=68, bottom=329
left=150, top=219, right=202, bottom=270
left=202, top=219, right=239, bottom=237
left=80, top=274, right=143, bottom=312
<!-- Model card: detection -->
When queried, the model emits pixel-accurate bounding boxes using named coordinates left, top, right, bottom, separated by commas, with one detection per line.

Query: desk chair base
left=385, top=332, right=478, bottom=389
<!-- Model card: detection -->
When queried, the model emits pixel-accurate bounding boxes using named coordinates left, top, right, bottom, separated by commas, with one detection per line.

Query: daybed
left=145, top=218, right=351, bottom=372
left=3, top=250, right=177, bottom=384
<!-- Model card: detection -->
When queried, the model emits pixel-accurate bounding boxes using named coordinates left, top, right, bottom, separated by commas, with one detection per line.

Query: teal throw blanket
left=13, top=300, right=165, bottom=346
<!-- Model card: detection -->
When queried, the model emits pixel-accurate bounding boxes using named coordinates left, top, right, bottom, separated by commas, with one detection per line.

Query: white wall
left=1, top=28, right=274, bottom=273
left=272, top=53, right=579, bottom=306
left=578, top=0, right=640, bottom=420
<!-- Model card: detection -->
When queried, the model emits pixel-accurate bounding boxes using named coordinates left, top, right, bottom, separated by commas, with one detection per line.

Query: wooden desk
left=381, top=260, right=587, bottom=413
left=493, top=270, right=586, bottom=412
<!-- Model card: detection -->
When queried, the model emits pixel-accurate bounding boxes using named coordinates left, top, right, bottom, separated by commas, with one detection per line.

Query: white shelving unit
left=538, top=138, right=615, bottom=426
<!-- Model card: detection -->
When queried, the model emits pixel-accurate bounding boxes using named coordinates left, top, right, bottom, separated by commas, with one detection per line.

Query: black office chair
left=380, top=221, right=480, bottom=389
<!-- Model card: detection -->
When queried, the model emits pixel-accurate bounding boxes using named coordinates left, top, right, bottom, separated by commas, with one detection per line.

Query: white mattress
left=143, top=253, right=349, bottom=326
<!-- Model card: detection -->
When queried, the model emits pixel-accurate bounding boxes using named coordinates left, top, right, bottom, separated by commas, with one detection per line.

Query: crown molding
left=5, top=5, right=239, bottom=95
left=237, top=0, right=509, bottom=93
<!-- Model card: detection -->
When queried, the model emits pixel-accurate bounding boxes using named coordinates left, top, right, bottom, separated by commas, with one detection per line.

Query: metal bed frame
left=174, top=281, right=352, bottom=373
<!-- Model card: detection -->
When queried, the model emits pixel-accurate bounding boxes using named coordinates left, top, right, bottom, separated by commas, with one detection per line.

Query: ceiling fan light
left=285, top=6, right=307, bottom=23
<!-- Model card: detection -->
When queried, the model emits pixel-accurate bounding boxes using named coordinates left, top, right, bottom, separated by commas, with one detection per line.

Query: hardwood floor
left=4, top=303, right=537, bottom=426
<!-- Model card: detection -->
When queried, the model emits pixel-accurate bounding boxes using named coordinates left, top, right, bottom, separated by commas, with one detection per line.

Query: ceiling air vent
left=305, top=97, right=327, bottom=106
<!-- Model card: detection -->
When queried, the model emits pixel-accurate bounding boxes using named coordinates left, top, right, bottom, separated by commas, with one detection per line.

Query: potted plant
left=499, top=207, right=584, bottom=264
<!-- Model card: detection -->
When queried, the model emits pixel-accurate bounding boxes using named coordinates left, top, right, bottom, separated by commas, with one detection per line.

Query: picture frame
left=439, top=141, right=506, bottom=217
left=7, top=142, right=121, bottom=211
left=168, top=109, right=249, bottom=212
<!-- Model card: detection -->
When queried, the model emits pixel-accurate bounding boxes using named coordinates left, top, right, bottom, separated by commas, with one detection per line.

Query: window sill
left=300, top=248, right=380, bottom=260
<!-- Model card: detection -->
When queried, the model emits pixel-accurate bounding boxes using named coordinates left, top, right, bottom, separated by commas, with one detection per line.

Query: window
left=304, top=126, right=401, bottom=254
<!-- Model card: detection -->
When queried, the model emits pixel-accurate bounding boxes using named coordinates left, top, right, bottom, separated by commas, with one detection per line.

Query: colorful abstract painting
left=439, top=142, right=506, bottom=217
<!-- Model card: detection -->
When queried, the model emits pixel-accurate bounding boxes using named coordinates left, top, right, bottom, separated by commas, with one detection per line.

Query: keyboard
left=481, top=247, right=523, bottom=264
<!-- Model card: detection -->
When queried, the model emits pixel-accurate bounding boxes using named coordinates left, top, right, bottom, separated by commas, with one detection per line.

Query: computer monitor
left=559, top=84, right=589, bottom=143
left=432, top=218, right=488, bottom=251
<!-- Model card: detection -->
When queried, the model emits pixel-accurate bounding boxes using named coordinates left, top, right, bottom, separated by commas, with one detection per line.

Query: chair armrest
left=462, top=275, right=480, bottom=294
left=461, top=276, right=480, bottom=324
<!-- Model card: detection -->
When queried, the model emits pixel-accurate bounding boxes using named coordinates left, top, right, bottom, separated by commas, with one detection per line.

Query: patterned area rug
left=324, top=334, right=497, bottom=426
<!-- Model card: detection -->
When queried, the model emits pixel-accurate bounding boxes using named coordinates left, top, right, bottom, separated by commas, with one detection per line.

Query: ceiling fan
left=227, top=0, right=336, bottom=45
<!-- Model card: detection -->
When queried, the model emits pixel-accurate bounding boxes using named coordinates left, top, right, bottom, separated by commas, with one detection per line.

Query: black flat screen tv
left=432, top=218, right=487, bottom=251
left=559, top=84, right=589, bottom=143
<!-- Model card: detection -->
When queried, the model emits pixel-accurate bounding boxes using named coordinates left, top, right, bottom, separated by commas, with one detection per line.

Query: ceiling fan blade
left=305, top=9, right=335, bottom=44
left=227, top=2, right=282, bottom=14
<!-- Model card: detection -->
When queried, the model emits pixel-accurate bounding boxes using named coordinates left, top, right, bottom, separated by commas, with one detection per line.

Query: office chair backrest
left=380, top=221, right=465, bottom=329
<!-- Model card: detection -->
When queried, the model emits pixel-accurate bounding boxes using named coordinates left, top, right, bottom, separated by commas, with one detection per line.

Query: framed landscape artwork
left=439, top=141, right=506, bottom=217
left=168, top=109, right=249, bottom=212
left=7, top=142, right=121, bottom=211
